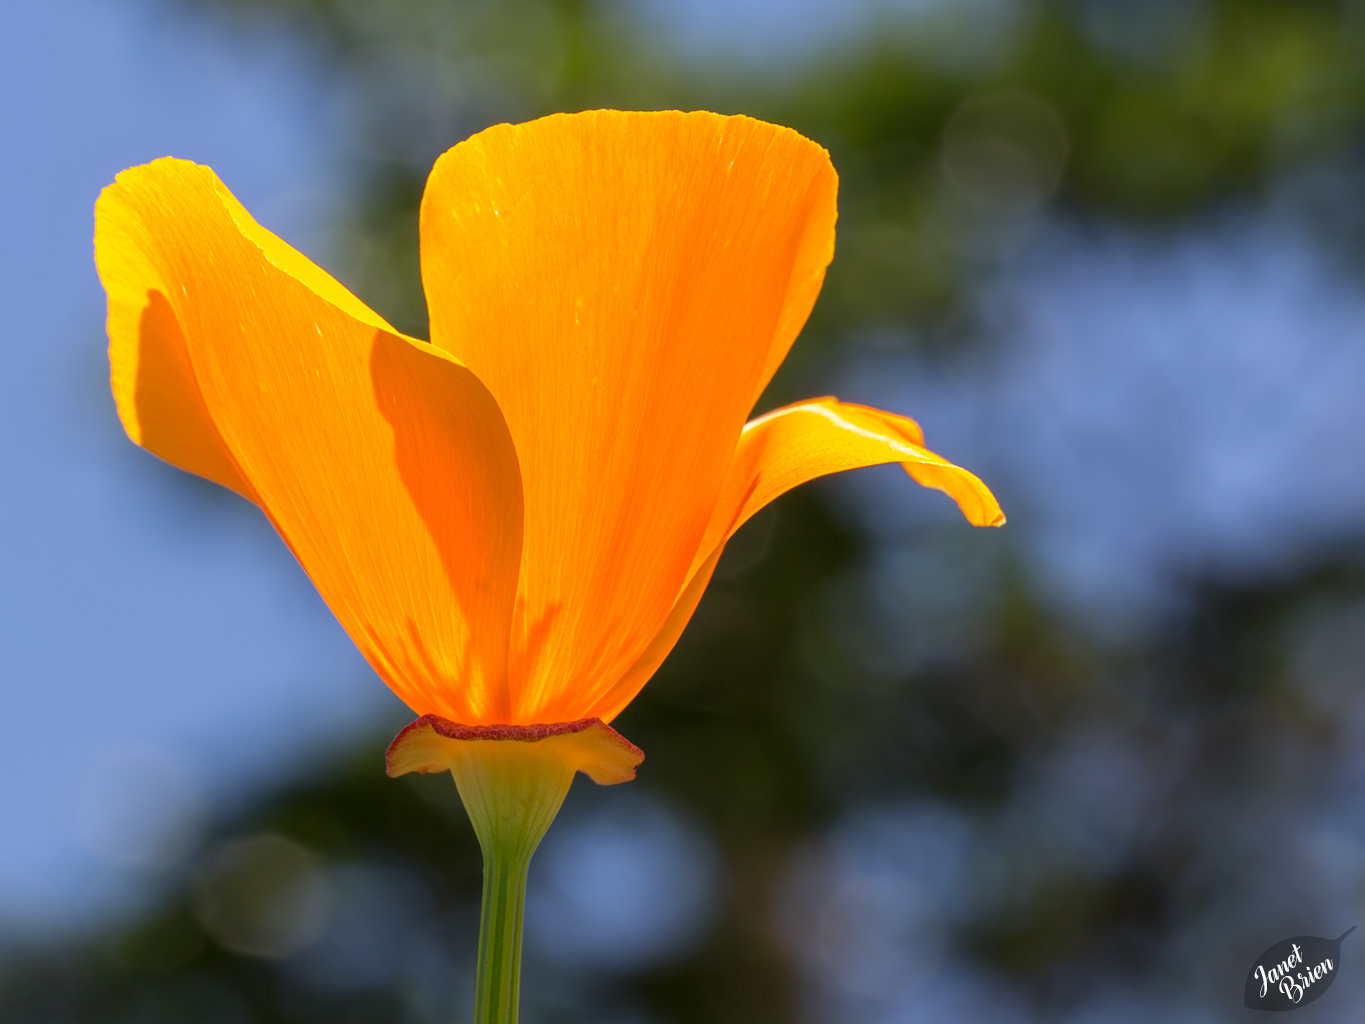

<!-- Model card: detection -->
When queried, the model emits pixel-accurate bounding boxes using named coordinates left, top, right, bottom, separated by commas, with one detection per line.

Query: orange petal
left=696, top=397, right=1003, bottom=567
left=95, top=159, right=524, bottom=719
left=420, top=110, right=838, bottom=722
left=576, top=398, right=1002, bottom=720
left=386, top=715, right=643, bottom=787
left=99, top=192, right=255, bottom=502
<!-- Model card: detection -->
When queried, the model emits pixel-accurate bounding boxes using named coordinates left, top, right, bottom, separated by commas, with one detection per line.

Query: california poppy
left=96, top=110, right=1001, bottom=1019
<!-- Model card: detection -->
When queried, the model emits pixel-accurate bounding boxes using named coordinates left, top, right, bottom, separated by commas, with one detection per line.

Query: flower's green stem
left=473, top=833, right=532, bottom=1023
left=450, top=742, right=576, bottom=1024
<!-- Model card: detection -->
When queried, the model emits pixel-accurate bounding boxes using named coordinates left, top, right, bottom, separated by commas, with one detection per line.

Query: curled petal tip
left=385, top=715, right=644, bottom=786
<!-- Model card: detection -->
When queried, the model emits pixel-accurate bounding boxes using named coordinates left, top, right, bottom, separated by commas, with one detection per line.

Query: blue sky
left=0, top=0, right=395, bottom=928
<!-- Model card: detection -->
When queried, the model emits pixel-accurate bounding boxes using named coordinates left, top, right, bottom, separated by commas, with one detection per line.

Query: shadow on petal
left=370, top=334, right=527, bottom=715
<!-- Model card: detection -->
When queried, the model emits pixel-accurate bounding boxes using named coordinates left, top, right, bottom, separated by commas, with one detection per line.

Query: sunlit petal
left=697, top=398, right=1004, bottom=570
left=420, top=110, right=838, bottom=721
left=95, top=159, right=524, bottom=719
left=582, top=398, right=1001, bottom=719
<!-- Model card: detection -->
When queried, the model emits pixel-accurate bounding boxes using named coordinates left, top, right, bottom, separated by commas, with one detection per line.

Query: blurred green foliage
left=9, top=0, right=1365, bottom=1021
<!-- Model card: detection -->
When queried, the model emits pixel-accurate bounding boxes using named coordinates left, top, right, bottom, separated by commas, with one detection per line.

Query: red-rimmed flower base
left=385, top=715, right=644, bottom=786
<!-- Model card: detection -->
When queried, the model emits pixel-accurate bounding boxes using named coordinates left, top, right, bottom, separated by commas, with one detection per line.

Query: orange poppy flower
left=96, top=110, right=1002, bottom=790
